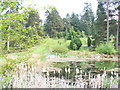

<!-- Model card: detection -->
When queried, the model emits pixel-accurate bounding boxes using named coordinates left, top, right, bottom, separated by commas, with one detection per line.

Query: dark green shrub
left=87, top=37, right=91, bottom=47
left=70, top=38, right=82, bottom=50
left=70, top=41, right=77, bottom=50
left=74, top=38, right=82, bottom=49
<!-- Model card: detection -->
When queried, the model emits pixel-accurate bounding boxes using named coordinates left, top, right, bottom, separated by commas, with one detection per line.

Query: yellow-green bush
left=96, top=43, right=116, bottom=55
left=52, top=45, right=68, bottom=54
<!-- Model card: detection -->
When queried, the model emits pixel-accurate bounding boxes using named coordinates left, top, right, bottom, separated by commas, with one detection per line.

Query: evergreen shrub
left=70, top=38, right=82, bottom=50
left=87, top=37, right=91, bottom=47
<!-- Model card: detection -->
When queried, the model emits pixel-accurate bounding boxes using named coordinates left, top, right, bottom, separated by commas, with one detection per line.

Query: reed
left=0, top=62, right=118, bottom=88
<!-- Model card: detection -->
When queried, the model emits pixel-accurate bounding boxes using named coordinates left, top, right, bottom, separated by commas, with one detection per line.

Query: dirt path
left=47, top=57, right=119, bottom=62
left=45, top=54, right=119, bottom=62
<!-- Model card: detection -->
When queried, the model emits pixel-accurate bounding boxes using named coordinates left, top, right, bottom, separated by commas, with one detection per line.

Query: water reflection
left=52, top=61, right=118, bottom=78
left=0, top=61, right=119, bottom=88
left=46, top=61, right=119, bottom=88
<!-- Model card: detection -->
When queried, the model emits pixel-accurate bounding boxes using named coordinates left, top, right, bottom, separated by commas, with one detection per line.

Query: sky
left=22, top=0, right=98, bottom=20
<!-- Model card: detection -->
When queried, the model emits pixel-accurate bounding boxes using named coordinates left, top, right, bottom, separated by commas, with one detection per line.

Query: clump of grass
left=52, top=44, right=68, bottom=54
left=41, top=55, right=47, bottom=61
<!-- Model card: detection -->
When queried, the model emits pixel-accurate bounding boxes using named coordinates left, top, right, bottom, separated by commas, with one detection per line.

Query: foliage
left=69, top=13, right=80, bottom=32
left=87, top=37, right=91, bottom=47
left=62, top=18, right=71, bottom=32
left=70, top=38, right=82, bottom=50
left=74, top=38, right=82, bottom=49
left=80, top=3, right=94, bottom=36
left=65, top=27, right=81, bottom=40
left=25, top=7, right=41, bottom=27
left=96, top=43, right=116, bottom=54
left=1, top=1, right=42, bottom=51
left=52, top=44, right=68, bottom=54
left=70, top=41, right=77, bottom=50
left=92, top=2, right=107, bottom=47
left=44, top=8, right=64, bottom=38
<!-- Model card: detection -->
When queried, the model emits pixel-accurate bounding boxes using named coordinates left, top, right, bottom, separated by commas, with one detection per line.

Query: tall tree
left=25, top=7, right=42, bottom=27
left=70, top=13, right=80, bottom=32
left=0, top=0, right=21, bottom=51
left=1, top=1, right=42, bottom=51
left=93, top=2, right=107, bottom=47
left=80, top=3, right=94, bottom=36
left=24, top=7, right=42, bottom=37
left=104, top=1, right=119, bottom=49
left=44, top=7, right=64, bottom=38
left=108, top=1, right=119, bottom=49
left=0, top=1, right=23, bottom=50
left=106, top=0, right=110, bottom=43
left=63, top=18, right=71, bottom=32
left=97, top=0, right=119, bottom=47
left=117, top=5, right=120, bottom=49
left=63, top=17, right=71, bottom=38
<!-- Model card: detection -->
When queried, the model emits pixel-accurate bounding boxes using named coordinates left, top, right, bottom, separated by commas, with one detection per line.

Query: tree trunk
left=106, top=0, right=109, bottom=43
left=116, top=23, right=119, bottom=50
left=0, top=31, right=2, bottom=53
left=116, top=5, right=120, bottom=50
left=7, top=36, right=10, bottom=51
left=7, top=26, right=10, bottom=51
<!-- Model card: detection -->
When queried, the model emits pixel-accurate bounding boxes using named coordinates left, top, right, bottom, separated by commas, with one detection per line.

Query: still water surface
left=0, top=60, right=119, bottom=88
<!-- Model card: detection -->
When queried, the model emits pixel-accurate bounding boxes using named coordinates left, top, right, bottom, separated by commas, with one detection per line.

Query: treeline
left=44, top=2, right=120, bottom=49
left=0, top=0, right=120, bottom=52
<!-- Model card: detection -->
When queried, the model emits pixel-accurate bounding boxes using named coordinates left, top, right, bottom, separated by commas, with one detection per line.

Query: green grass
left=31, top=38, right=70, bottom=54
left=32, top=44, right=49, bottom=54
left=42, top=38, right=96, bottom=58
left=0, top=37, right=105, bottom=63
left=0, top=37, right=97, bottom=63
left=41, top=54, right=47, bottom=61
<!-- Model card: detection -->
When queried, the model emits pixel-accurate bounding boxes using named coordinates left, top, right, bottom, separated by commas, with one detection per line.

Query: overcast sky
left=23, top=0, right=98, bottom=20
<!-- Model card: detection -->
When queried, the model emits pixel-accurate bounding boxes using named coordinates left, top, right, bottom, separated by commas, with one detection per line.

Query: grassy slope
left=14, top=37, right=96, bottom=59
left=32, top=37, right=96, bottom=58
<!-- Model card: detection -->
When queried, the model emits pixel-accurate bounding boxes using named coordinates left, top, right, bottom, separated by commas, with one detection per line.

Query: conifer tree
left=44, top=7, right=64, bottom=38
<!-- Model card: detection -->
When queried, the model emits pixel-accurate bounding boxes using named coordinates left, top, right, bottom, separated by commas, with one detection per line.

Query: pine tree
left=44, top=8, right=64, bottom=38
left=70, top=13, right=80, bottom=32
left=93, top=2, right=107, bottom=47
left=80, top=3, right=94, bottom=36
left=87, top=37, right=91, bottom=47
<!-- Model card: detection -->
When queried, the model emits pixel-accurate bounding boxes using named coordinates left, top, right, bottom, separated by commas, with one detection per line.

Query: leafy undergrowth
left=96, top=43, right=116, bottom=55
